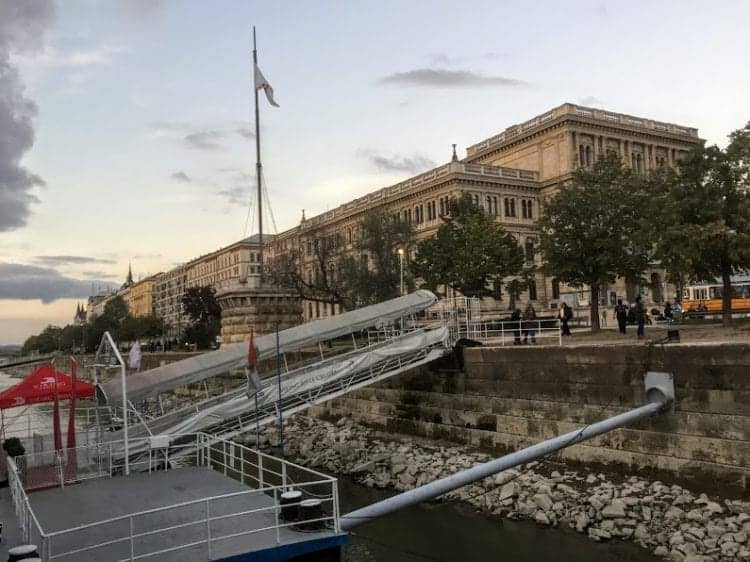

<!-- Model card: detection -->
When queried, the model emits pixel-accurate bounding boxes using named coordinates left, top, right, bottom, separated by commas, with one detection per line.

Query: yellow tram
left=682, top=278, right=750, bottom=314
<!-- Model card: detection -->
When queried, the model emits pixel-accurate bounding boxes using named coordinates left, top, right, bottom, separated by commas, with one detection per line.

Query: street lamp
left=398, top=248, right=405, bottom=296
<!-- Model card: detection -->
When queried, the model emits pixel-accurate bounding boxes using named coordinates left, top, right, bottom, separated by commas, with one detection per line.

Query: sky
left=0, top=0, right=748, bottom=344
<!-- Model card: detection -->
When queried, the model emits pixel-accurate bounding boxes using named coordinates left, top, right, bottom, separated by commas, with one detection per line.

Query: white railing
left=464, top=318, right=561, bottom=346
left=8, top=433, right=339, bottom=561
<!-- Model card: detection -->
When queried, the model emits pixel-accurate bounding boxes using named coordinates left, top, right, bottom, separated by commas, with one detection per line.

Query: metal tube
left=340, top=398, right=667, bottom=530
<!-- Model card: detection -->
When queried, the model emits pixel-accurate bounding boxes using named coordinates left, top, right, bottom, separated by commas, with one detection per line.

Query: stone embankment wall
left=309, top=343, right=750, bottom=497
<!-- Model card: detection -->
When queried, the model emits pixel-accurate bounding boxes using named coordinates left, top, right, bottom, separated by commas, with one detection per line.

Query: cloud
left=236, top=127, right=254, bottom=140
left=171, top=171, right=191, bottom=182
left=0, top=262, right=117, bottom=303
left=184, top=130, right=225, bottom=150
left=116, top=0, right=167, bottom=21
left=358, top=149, right=436, bottom=174
left=81, top=270, right=118, bottom=279
left=577, top=96, right=604, bottom=107
left=217, top=185, right=248, bottom=205
left=132, top=253, right=163, bottom=259
left=34, top=255, right=117, bottom=266
left=379, top=68, right=526, bottom=88
left=425, top=52, right=503, bottom=66
left=0, top=0, right=56, bottom=231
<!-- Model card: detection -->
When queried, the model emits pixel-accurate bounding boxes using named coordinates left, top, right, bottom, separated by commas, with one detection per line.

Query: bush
left=2, top=437, right=25, bottom=458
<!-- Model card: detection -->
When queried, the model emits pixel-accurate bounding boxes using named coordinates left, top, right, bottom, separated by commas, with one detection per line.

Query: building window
left=552, top=278, right=560, bottom=300
left=439, top=198, right=445, bottom=216
left=528, top=280, right=537, bottom=301
left=504, top=197, right=516, bottom=218
left=471, top=193, right=479, bottom=206
left=521, top=199, right=533, bottom=219
left=525, top=238, right=535, bottom=262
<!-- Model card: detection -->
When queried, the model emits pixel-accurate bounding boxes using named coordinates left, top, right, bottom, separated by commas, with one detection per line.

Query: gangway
left=106, top=328, right=448, bottom=448
left=96, top=290, right=439, bottom=406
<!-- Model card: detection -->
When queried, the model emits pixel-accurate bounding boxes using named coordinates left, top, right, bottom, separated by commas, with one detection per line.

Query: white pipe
left=340, top=373, right=673, bottom=531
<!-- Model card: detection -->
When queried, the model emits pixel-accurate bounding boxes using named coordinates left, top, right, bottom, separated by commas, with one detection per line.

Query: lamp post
left=398, top=248, right=405, bottom=296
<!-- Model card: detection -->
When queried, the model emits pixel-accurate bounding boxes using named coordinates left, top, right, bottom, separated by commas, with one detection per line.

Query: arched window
left=585, top=145, right=592, bottom=167
left=579, top=144, right=586, bottom=167
left=525, top=239, right=535, bottom=262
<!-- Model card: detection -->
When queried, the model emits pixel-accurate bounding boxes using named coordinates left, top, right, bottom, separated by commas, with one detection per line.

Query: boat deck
left=8, top=467, right=344, bottom=561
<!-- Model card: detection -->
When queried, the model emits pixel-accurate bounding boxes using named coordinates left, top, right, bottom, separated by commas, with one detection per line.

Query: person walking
left=634, top=296, right=646, bottom=339
left=510, top=308, right=523, bottom=345
left=615, top=299, right=628, bottom=334
left=601, top=308, right=608, bottom=327
left=523, top=303, right=537, bottom=344
left=559, top=302, right=572, bottom=336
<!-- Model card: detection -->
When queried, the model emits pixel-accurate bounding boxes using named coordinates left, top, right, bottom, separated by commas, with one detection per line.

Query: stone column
left=571, top=131, right=578, bottom=169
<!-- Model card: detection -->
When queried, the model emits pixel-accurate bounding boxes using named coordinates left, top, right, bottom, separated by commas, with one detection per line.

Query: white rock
left=602, top=499, right=627, bottom=519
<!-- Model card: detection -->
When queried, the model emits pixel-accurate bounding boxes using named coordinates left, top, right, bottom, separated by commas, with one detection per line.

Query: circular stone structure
left=217, top=276, right=302, bottom=343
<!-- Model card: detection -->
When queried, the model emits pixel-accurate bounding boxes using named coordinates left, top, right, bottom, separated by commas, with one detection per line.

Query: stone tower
left=216, top=275, right=301, bottom=344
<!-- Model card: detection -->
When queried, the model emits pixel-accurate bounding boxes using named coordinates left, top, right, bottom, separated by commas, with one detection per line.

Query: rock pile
left=244, top=415, right=749, bottom=561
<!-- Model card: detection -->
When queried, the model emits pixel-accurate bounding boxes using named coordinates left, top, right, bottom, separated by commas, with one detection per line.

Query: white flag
left=254, top=63, right=279, bottom=107
left=128, top=341, right=142, bottom=371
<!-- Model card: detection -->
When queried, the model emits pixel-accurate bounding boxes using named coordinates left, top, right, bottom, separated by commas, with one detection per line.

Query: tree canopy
left=336, top=209, right=415, bottom=307
left=648, top=124, right=750, bottom=325
left=538, top=152, right=651, bottom=331
left=411, top=193, right=525, bottom=299
left=182, top=286, right=222, bottom=349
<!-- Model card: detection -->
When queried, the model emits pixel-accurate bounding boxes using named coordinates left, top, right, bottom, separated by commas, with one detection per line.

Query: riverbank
left=245, top=415, right=750, bottom=561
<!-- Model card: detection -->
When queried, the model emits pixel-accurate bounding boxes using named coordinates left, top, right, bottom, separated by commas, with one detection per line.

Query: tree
left=538, top=153, right=651, bottom=331
left=268, top=234, right=352, bottom=309
left=650, top=124, right=750, bottom=325
left=336, top=209, right=415, bottom=307
left=411, top=193, right=525, bottom=299
left=182, top=286, right=221, bottom=349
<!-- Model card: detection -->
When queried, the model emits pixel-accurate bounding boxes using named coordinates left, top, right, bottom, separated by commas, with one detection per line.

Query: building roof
left=466, top=102, right=701, bottom=159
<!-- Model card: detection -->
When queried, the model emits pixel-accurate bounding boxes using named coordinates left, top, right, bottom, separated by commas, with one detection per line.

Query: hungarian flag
left=254, top=63, right=280, bottom=107
left=246, top=330, right=261, bottom=398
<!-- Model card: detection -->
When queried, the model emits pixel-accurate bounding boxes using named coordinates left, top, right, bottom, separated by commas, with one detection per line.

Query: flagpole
left=252, top=26, right=264, bottom=282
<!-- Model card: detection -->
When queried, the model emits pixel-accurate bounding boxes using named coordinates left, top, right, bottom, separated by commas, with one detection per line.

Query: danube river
left=339, top=477, right=658, bottom=562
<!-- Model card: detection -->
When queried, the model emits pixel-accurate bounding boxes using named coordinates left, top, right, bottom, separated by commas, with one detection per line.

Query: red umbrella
left=0, top=363, right=94, bottom=410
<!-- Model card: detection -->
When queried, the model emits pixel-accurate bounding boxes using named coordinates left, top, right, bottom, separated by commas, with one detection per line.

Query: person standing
left=559, top=302, right=572, bottom=336
left=615, top=299, right=627, bottom=334
left=601, top=308, right=608, bottom=327
left=510, top=308, right=522, bottom=345
left=634, top=296, right=646, bottom=339
left=523, top=303, right=537, bottom=344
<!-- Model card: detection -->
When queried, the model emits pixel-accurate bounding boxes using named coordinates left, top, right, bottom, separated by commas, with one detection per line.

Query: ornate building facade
left=267, top=102, right=702, bottom=321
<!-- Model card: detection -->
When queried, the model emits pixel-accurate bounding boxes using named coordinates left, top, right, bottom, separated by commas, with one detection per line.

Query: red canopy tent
left=0, top=363, right=94, bottom=410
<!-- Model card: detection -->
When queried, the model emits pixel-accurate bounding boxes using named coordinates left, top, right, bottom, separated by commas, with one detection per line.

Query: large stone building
left=186, top=234, right=266, bottom=291
left=153, top=265, right=187, bottom=339
left=267, top=102, right=702, bottom=321
left=129, top=274, right=162, bottom=317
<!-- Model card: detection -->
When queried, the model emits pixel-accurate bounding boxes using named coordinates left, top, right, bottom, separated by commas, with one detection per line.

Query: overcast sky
left=1, top=0, right=748, bottom=344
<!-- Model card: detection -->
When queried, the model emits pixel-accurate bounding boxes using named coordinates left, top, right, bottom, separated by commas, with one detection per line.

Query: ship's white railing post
left=205, top=499, right=212, bottom=558
left=129, top=515, right=135, bottom=561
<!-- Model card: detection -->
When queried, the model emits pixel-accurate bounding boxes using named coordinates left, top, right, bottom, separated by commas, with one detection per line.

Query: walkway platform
left=4, top=433, right=346, bottom=561
left=25, top=467, right=345, bottom=561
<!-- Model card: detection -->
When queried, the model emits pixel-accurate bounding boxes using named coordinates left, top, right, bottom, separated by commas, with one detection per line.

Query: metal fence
left=7, top=433, right=340, bottom=561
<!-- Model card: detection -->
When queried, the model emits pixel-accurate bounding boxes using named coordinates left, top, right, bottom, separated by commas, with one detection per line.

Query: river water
left=338, top=478, right=658, bottom=562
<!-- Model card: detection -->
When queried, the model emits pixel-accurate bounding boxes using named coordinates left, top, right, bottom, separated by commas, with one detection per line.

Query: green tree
left=649, top=124, right=750, bottom=325
left=182, top=286, right=221, bottom=349
left=538, top=153, right=651, bottom=331
left=22, top=325, right=63, bottom=354
left=337, top=209, right=415, bottom=307
left=411, top=193, right=525, bottom=299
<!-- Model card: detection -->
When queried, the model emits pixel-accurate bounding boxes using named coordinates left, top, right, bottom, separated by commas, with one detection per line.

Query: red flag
left=66, top=359, right=77, bottom=450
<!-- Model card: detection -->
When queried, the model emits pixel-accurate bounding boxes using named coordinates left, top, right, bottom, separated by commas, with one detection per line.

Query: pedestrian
left=664, top=301, right=673, bottom=321
left=615, top=299, right=628, bottom=334
left=634, top=296, right=646, bottom=339
left=523, top=303, right=537, bottom=344
left=601, top=309, right=608, bottom=327
left=559, top=302, right=572, bottom=336
left=510, top=308, right=522, bottom=345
